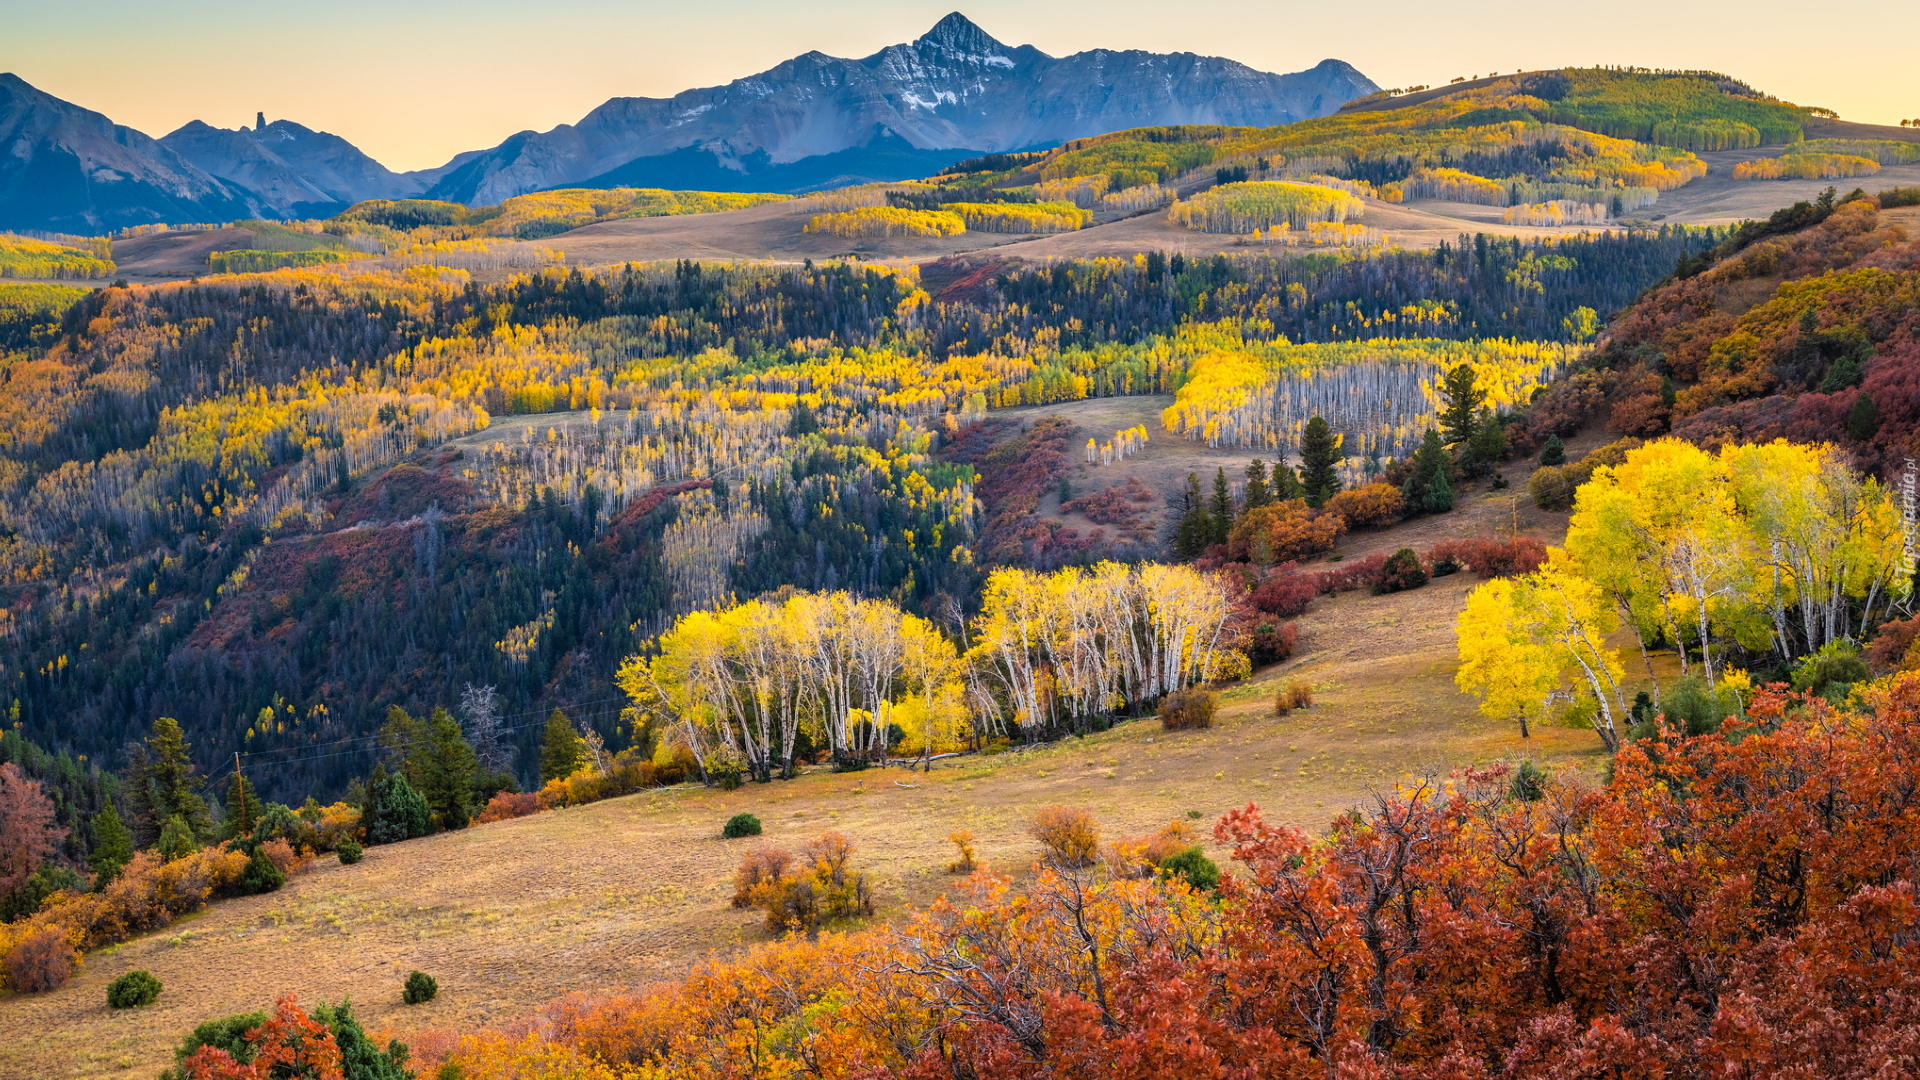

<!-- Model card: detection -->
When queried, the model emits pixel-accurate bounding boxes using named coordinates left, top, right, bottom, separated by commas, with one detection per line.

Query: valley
left=1, top=32, right=1919, bottom=1080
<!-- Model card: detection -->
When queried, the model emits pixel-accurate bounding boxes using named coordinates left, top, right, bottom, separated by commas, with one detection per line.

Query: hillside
left=0, top=484, right=1601, bottom=1078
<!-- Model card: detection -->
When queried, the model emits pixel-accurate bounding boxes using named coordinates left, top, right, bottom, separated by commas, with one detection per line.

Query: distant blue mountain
left=0, top=14, right=1376, bottom=231
left=422, top=13, right=1377, bottom=205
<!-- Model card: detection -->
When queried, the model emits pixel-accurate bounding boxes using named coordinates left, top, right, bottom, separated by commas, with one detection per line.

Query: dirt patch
left=110, top=228, right=260, bottom=281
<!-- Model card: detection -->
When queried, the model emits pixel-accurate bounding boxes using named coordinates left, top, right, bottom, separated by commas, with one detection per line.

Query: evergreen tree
left=157, top=815, right=198, bottom=860
left=364, top=767, right=431, bottom=845
left=1208, top=468, right=1235, bottom=546
left=1172, top=473, right=1209, bottom=559
left=1539, top=434, right=1567, bottom=466
left=314, top=1000, right=411, bottom=1080
left=1270, top=462, right=1302, bottom=502
left=1439, top=363, right=1485, bottom=446
left=128, top=717, right=211, bottom=845
left=1298, top=417, right=1343, bottom=508
left=379, top=706, right=427, bottom=787
left=419, top=709, right=477, bottom=829
left=1849, top=392, right=1881, bottom=442
left=1467, top=407, right=1509, bottom=476
left=89, top=802, right=132, bottom=885
left=1243, top=460, right=1272, bottom=515
left=1425, top=464, right=1456, bottom=513
left=540, top=710, right=585, bottom=783
left=223, top=773, right=260, bottom=840
left=1402, top=429, right=1450, bottom=512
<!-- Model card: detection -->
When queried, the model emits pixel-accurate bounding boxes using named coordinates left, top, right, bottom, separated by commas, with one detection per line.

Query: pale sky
left=2, top=0, right=1915, bottom=173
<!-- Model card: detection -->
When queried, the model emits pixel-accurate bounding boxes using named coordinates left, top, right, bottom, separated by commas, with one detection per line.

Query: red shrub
left=1249, top=621, right=1298, bottom=665
left=1313, top=552, right=1388, bottom=594
left=1427, top=536, right=1547, bottom=578
left=1251, top=563, right=1318, bottom=617
left=1867, top=614, right=1920, bottom=673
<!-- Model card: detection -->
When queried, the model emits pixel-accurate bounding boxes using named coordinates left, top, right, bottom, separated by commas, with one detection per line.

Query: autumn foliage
left=731, top=832, right=874, bottom=933
left=1322, top=482, right=1404, bottom=527
left=420, top=678, right=1920, bottom=1079
left=1228, top=499, right=1345, bottom=563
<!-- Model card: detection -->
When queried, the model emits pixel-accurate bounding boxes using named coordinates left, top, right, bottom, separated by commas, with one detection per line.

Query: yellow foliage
left=803, top=207, right=966, bottom=238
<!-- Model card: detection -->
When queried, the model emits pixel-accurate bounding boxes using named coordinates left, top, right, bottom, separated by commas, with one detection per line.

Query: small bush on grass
left=947, top=829, right=978, bottom=873
left=337, top=838, right=364, bottom=865
left=107, top=969, right=162, bottom=1008
left=731, top=845, right=796, bottom=908
left=1249, top=620, right=1298, bottom=665
left=4, top=926, right=77, bottom=993
left=1160, top=846, right=1222, bottom=893
left=1158, top=687, right=1217, bottom=731
left=1373, top=547, right=1429, bottom=594
left=1274, top=680, right=1316, bottom=715
left=237, top=843, right=286, bottom=895
left=733, top=833, right=874, bottom=933
left=1031, top=806, right=1101, bottom=869
left=403, top=970, right=438, bottom=1005
left=475, top=790, right=540, bottom=823
left=722, top=813, right=763, bottom=839
left=1251, top=563, right=1318, bottom=616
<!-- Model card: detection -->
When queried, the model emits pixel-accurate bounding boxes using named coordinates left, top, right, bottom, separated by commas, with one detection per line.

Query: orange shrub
left=0, top=842, right=267, bottom=991
left=1030, top=805, right=1101, bottom=869
left=4, top=926, right=77, bottom=993
left=731, top=834, right=873, bottom=933
left=1324, top=482, right=1404, bottom=526
left=1139, top=819, right=1201, bottom=867
left=259, top=837, right=307, bottom=877
left=1228, top=499, right=1345, bottom=564
left=475, top=790, right=541, bottom=823
left=732, top=846, right=795, bottom=908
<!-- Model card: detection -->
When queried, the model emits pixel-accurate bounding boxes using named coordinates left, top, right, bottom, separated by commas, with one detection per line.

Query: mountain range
left=0, top=13, right=1376, bottom=233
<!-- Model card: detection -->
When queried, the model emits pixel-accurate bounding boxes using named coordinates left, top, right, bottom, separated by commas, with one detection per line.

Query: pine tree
left=419, top=708, right=477, bottom=829
left=1425, top=464, right=1456, bottom=513
left=1208, top=468, right=1235, bottom=546
left=540, top=710, right=585, bottom=783
left=1271, top=462, right=1302, bottom=502
left=128, top=717, right=211, bottom=845
left=1848, top=392, right=1880, bottom=442
left=365, top=766, right=431, bottom=845
left=224, top=772, right=260, bottom=840
left=1539, top=434, right=1567, bottom=466
left=157, top=815, right=198, bottom=860
left=314, top=1000, right=411, bottom=1080
left=89, top=802, right=132, bottom=884
left=1439, top=363, right=1485, bottom=446
left=1243, top=460, right=1272, bottom=515
left=1403, top=428, right=1450, bottom=512
left=379, top=705, right=428, bottom=787
left=1172, top=473, right=1209, bottom=559
left=1299, top=417, right=1342, bottom=508
left=1467, top=407, right=1509, bottom=476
